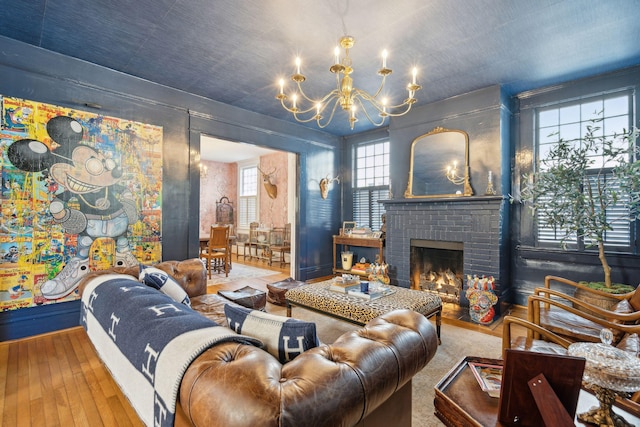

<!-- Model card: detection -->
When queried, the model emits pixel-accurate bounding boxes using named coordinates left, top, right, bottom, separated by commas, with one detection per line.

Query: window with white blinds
left=352, top=141, right=389, bottom=230
left=238, top=165, right=258, bottom=227
left=535, top=92, right=634, bottom=249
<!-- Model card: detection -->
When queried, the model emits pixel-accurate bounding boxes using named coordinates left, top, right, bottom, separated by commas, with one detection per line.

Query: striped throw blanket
left=80, top=274, right=262, bottom=426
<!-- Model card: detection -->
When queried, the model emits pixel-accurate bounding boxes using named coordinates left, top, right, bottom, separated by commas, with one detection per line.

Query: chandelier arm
left=279, top=97, right=318, bottom=115
left=316, top=98, right=342, bottom=129
left=292, top=112, right=324, bottom=124
left=294, top=82, right=318, bottom=104
left=354, top=97, right=388, bottom=127
left=355, top=89, right=415, bottom=112
left=384, top=102, right=416, bottom=117
left=366, top=74, right=389, bottom=99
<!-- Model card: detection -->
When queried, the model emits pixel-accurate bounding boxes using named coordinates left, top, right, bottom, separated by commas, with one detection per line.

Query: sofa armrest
left=179, top=309, right=438, bottom=427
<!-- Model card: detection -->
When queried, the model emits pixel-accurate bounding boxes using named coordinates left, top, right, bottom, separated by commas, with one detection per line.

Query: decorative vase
left=466, top=275, right=498, bottom=325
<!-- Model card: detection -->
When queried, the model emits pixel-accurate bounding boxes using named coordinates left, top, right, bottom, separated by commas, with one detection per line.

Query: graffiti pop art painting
left=0, top=96, right=163, bottom=310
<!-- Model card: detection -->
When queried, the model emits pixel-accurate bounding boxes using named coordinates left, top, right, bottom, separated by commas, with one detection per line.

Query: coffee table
left=285, top=280, right=442, bottom=343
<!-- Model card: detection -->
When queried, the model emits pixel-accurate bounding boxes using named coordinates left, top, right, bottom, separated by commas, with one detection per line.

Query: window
left=534, top=92, right=635, bottom=250
left=238, top=165, right=258, bottom=227
left=352, top=141, right=389, bottom=230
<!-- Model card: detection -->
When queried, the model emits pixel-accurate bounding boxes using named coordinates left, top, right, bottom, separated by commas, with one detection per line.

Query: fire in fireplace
left=410, top=239, right=464, bottom=303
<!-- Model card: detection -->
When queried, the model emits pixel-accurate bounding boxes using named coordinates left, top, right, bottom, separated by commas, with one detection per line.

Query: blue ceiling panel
left=0, top=0, right=639, bottom=136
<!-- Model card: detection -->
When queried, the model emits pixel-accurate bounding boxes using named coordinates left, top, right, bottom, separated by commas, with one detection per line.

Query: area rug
left=207, top=263, right=278, bottom=285
left=268, top=303, right=502, bottom=427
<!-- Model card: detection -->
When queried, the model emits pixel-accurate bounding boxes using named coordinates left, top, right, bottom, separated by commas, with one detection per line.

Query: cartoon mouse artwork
left=7, top=116, right=140, bottom=299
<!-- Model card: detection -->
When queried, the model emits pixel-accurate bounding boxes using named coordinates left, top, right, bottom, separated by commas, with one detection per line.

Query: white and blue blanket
left=80, top=274, right=262, bottom=427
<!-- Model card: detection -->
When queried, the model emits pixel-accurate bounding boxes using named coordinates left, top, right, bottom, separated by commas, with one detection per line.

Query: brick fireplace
left=382, top=196, right=509, bottom=314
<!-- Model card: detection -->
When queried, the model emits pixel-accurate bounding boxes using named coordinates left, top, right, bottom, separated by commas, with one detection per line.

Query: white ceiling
left=200, top=135, right=281, bottom=163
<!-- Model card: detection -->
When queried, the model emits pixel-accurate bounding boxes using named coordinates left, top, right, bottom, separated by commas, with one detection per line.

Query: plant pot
left=573, top=287, right=619, bottom=312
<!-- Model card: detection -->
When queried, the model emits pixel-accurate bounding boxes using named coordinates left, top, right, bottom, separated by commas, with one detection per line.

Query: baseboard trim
left=0, top=300, right=81, bottom=341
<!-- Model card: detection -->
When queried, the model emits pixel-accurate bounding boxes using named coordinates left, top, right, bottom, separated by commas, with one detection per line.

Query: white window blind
left=238, top=166, right=258, bottom=227
left=353, top=141, right=389, bottom=230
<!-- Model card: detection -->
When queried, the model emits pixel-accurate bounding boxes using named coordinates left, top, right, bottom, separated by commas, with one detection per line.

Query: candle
left=382, top=49, right=388, bottom=68
left=334, top=46, right=340, bottom=64
left=295, top=57, right=301, bottom=74
left=279, top=79, right=284, bottom=95
left=316, top=102, right=321, bottom=115
left=382, top=97, right=387, bottom=113
left=292, top=93, right=297, bottom=109
left=412, top=67, right=417, bottom=84
left=488, top=171, right=492, bottom=182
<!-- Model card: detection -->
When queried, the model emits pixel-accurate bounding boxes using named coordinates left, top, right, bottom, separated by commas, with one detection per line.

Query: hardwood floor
left=0, top=258, right=525, bottom=426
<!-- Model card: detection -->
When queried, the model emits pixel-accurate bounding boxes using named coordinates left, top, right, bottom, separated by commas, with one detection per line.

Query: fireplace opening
left=410, top=239, right=463, bottom=303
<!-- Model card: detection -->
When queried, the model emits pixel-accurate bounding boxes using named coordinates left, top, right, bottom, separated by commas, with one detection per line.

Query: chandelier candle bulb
left=382, top=49, right=388, bottom=68
left=412, top=67, right=417, bottom=85
left=279, top=79, right=284, bottom=95
left=295, top=57, right=301, bottom=74
left=334, top=47, right=340, bottom=65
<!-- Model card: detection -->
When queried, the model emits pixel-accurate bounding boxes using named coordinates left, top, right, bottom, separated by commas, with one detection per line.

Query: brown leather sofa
left=78, top=259, right=439, bottom=427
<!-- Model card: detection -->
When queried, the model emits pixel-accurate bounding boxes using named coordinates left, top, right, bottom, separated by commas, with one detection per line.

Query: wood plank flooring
left=0, top=258, right=524, bottom=426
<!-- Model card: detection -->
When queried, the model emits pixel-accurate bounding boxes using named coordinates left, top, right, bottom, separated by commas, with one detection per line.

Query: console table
left=332, top=235, right=384, bottom=276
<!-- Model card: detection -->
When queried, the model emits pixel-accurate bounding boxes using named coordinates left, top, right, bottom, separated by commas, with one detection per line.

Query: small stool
left=218, top=286, right=266, bottom=310
left=266, top=278, right=306, bottom=306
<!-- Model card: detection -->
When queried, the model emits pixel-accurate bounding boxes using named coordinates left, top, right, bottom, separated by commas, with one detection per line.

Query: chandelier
left=276, top=35, right=421, bottom=130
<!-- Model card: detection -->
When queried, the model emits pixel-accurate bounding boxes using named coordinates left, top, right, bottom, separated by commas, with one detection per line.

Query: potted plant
left=516, top=114, right=640, bottom=292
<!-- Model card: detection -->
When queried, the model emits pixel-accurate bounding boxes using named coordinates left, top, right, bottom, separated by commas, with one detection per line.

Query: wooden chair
left=200, top=225, right=230, bottom=278
left=269, top=223, right=291, bottom=267
left=241, top=222, right=259, bottom=260
left=503, top=314, right=640, bottom=410
left=501, top=315, right=571, bottom=360
left=528, top=275, right=640, bottom=345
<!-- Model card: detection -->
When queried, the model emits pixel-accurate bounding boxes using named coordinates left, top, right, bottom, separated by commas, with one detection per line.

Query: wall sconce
left=445, top=160, right=473, bottom=195
left=319, top=174, right=340, bottom=199
left=200, top=163, right=208, bottom=178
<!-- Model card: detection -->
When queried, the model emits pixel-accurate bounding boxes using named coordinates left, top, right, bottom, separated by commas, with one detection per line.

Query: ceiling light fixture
left=276, top=35, right=421, bottom=130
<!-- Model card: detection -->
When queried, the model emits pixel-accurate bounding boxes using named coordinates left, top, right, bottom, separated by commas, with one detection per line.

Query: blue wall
left=0, top=36, right=342, bottom=340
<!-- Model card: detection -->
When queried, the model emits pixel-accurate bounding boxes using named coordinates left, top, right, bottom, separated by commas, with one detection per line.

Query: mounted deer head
left=257, top=166, right=278, bottom=199
left=319, top=174, right=340, bottom=199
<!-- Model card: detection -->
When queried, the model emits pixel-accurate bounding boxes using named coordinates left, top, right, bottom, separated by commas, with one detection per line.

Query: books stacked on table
left=347, top=286, right=394, bottom=301
left=350, top=262, right=370, bottom=275
left=329, top=275, right=360, bottom=293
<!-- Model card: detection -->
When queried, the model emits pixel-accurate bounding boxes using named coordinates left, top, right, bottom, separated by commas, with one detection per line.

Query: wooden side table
left=434, top=356, right=640, bottom=427
left=332, top=235, right=384, bottom=277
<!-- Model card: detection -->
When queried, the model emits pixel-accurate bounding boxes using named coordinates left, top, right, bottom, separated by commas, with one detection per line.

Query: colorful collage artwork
left=0, top=96, right=163, bottom=311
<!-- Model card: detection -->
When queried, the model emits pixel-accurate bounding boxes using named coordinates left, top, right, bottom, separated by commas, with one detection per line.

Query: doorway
left=199, top=135, right=297, bottom=276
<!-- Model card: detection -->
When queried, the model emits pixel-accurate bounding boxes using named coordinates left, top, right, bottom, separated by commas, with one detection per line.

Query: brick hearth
left=382, top=196, right=509, bottom=314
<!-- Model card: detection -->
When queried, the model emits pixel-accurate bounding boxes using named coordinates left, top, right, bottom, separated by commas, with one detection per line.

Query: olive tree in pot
left=517, top=114, right=640, bottom=293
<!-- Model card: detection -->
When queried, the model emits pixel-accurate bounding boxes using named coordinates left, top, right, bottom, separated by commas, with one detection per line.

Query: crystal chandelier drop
left=276, top=35, right=421, bottom=130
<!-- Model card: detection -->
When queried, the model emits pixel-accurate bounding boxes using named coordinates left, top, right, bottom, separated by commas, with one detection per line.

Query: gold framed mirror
left=404, top=127, right=473, bottom=198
